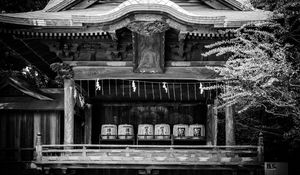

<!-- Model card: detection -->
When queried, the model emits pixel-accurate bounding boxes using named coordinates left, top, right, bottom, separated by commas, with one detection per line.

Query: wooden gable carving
left=128, top=21, right=169, bottom=73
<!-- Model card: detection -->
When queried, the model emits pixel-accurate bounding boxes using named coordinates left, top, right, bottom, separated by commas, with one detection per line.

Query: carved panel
left=44, top=33, right=133, bottom=62
left=46, top=41, right=79, bottom=61
left=133, top=33, right=165, bottom=73
left=127, top=21, right=169, bottom=36
left=128, top=21, right=168, bottom=73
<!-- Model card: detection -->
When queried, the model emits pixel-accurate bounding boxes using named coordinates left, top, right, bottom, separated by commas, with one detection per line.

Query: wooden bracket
left=178, top=32, right=187, bottom=42
left=109, top=31, right=118, bottom=41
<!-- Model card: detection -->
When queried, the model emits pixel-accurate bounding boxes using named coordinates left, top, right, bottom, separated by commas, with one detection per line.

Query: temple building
left=0, top=0, right=270, bottom=175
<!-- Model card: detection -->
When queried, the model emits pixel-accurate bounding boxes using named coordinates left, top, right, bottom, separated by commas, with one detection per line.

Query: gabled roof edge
left=222, top=0, right=251, bottom=11
left=44, top=0, right=79, bottom=12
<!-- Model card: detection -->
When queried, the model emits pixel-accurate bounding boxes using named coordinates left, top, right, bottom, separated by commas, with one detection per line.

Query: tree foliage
left=203, top=1, right=300, bottom=140
left=204, top=22, right=299, bottom=117
left=0, top=0, right=48, bottom=13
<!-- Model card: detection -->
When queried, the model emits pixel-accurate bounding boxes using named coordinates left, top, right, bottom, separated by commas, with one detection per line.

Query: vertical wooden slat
left=206, top=99, right=218, bottom=146
left=64, top=79, right=75, bottom=144
left=84, top=104, right=92, bottom=144
left=0, top=114, right=7, bottom=148
left=0, top=114, right=7, bottom=160
left=206, top=104, right=213, bottom=146
left=225, top=104, right=235, bottom=145
left=56, top=112, right=61, bottom=144
left=16, top=113, right=21, bottom=161
left=49, top=112, right=57, bottom=144
left=213, top=99, right=218, bottom=146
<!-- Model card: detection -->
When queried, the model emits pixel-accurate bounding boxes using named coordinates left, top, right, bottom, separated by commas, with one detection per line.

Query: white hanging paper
left=96, top=79, right=101, bottom=91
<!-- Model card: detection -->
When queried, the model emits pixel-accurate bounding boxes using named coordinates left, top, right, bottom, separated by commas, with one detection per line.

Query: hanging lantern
left=96, top=79, right=101, bottom=91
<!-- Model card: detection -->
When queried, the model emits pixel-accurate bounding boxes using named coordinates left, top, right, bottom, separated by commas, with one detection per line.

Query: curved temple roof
left=43, top=0, right=250, bottom=12
left=0, top=0, right=271, bottom=28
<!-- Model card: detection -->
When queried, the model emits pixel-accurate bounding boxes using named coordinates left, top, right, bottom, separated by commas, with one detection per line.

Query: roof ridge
left=42, top=0, right=252, bottom=12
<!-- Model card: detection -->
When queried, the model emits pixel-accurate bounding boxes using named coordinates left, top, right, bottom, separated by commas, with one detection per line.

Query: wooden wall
left=0, top=110, right=62, bottom=162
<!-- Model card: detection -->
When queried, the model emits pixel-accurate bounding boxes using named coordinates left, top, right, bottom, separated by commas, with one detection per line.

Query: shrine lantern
left=154, top=124, right=170, bottom=139
left=101, top=124, right=117, bottom=139
left=189, top=124, right=205, bottom=138
left=173, top=124, right=189, bottom=139
left=118, top=124, right=134, bottom=139
left=138, top=124, right=154, bottom=139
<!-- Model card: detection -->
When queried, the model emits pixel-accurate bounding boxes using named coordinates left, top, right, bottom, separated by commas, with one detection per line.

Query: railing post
left=35, top=133, right=42, bottom=162
left=258, top=132, right=264, bottom=162
left=82, top=145, right=87, bottom=159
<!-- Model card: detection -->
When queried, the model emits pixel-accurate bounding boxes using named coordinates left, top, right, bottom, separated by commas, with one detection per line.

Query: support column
left=84, top=104, right=92, bottom=144
left=225, top=104, right=235, bottom=145
left=64, top=79, right=75, bottom=144
left=206, top=99, right=218, bottom=146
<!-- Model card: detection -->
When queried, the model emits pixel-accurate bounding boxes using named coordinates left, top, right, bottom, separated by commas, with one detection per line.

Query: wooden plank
left=15, top=114, right=21, bottom=161
left=225, top=105, right=236, bottom=145
left=56, top=112, right=61, bottom=144
left=65, top=61, right=133, bottom=67
left=49, top=112, right=57, bottom=145
left=0, top=115, right=7, bottom=148
left=34, top=162, right=261, bottom=170
left=84, top=104, right=92, bottom=144
left=73, top=67, right=219, bottom=80
left=206, top=104, right=213, bottom=146
left=212, top=99, right=218, bottom=146
left=64, top=79, right=75, bottom=144
left=166, top=61, right=225, bottom=67
left=64, top=61, right=225, bottom=67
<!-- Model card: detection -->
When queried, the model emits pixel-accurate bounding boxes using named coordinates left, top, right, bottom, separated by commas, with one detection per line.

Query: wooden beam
left=225, top=104, right=236, bottom=145
left=84, top=104, right=92, bottom=144
left=73, top=66, right=219, bottom=80
left=64, top=79, right=75, bottom=144
left=64, top=61, right=225, bottom=67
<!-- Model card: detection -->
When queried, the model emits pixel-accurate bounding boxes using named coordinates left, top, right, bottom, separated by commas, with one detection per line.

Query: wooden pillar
left=206, top=99, right=218, bottom=146
left=64, top=79, right=75, bottom=144
left=84, top=104, right=92, bottom=144
left=35, top=133, right=42, bottom=161
left=258, top=132, right=264, bottom=162
left=225, top=104, right=235, bottom=145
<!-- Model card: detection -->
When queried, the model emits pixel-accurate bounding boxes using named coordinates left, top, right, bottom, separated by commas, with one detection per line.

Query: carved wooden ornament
left=129, top=21, right=168, bottom=73
left=127, top=21, right=169, bottom=36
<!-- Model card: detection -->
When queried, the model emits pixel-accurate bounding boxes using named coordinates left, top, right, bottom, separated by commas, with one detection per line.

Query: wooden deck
left=35, top=144, right=264, bottom=170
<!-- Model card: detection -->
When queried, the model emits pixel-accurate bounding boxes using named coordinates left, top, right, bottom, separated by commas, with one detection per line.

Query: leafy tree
left=203, top=1, right=300, bottom=143
left=0, top=0, right=48, bottom=13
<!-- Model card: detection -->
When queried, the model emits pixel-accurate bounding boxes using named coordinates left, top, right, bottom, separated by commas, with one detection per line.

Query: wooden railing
left=34, top=133, right=264, bottom=170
